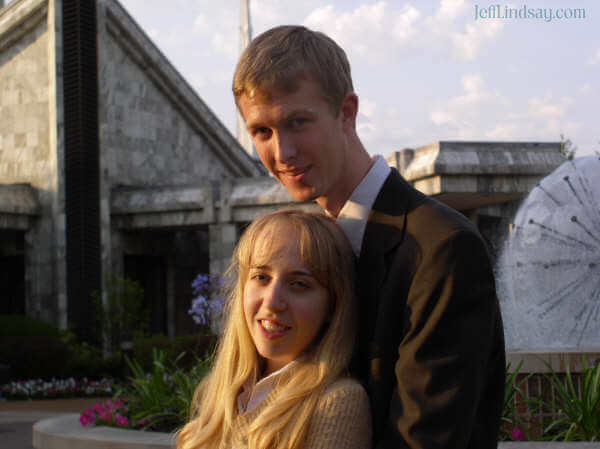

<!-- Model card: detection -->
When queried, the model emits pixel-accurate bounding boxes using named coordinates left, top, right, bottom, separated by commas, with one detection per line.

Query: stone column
left=208, top=223, right=237, bottom=277
left=166, top=254, right=176, bottom=338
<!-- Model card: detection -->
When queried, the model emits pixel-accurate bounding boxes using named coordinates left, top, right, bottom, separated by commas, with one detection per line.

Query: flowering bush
left=512, top=427, right=524, bottom=441
left=1, top=377, right=117, bottom=400
left=78, top=349, right=211, bottom=432
left=189, top=274, right=224, bottom=330
left=79, top=399, right=139, bottom=428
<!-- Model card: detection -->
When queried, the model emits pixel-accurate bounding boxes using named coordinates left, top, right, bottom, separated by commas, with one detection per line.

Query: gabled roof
left=102, top=0, right=266, bottom=177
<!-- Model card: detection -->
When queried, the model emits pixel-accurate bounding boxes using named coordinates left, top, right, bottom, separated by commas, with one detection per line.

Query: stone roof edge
left=102, top=0, right=266, bottom=177
left=0, top=0, right=47, bottom=53
left=0, top=183, right=41, bottom=215
left=390, top=140, right=564, bottom=180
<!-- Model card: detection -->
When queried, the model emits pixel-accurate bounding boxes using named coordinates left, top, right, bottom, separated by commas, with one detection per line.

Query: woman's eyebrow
left=249, top=264, right=270, bottom=270
left=288, top=269, right=314, bottom=277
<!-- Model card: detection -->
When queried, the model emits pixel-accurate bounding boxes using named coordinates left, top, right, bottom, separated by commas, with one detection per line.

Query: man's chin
left=285, top=185, right=318, bottom=203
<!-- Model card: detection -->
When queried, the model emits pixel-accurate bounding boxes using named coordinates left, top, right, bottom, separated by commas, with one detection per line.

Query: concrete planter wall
left=33, top=414, right=174, bottom=449
left=33, top=414, right=600, bottom=449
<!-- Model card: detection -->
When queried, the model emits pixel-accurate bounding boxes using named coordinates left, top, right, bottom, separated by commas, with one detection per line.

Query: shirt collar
left=336, top=156, right=391, bottom=257
left=237, top=359, right=299, bottom=414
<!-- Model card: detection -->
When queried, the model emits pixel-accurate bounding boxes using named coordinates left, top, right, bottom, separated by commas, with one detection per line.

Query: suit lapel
left=357, top=169, right=413, bottom=342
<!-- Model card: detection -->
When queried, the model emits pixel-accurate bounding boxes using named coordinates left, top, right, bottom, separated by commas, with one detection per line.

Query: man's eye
left=253, top=127, right=271, bottom=138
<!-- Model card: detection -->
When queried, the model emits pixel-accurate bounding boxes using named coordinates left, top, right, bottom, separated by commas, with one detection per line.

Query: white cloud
left=579, top=84, right=593, bottom=94
left=211, top=32, right=237, bottom=60
left=356, top=99, right=413, bottom=150
left=359, top=98, right=377, bottom=119
left=586, top=49, right=600, bottom=65
left=435, top=0, right=469, bottom=22
left=527, top=94, right=573, bottom=119
left=452, top=19, right=503, bottom=60
left=430, top=74, right=507, bottom=131
left=303, top=1, right=501, bottom=64
left=430, top=75, right=582, bottom=143
left=193, top=14, right=211, bottom=34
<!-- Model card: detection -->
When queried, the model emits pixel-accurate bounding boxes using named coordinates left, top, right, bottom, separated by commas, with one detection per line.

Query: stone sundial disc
left=497, top=155, right=600, bottom=350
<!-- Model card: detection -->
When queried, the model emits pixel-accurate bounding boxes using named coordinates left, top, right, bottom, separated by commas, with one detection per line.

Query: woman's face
left=243, top=228, right=330, bottom=376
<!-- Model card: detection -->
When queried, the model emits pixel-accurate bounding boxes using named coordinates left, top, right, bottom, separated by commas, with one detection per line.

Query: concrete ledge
left=500, top=444, right=600, bottom=448
left=32, top=414, right=600, bottom=449
left=507, top=350, right=600, bottom=373
left=33, top=414, right=174, bottom=449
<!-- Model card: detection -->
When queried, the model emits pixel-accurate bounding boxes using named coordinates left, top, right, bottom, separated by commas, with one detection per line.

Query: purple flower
left=189, top=273, right=225, bottom=327
left=512, top=428, right=524, bottom=441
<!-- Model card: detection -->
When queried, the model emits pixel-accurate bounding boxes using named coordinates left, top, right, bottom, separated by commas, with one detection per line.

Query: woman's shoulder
left=322, top=377, right=368, bottom=398
left=307, top=377, right=372, bottom=448
left=317, top=377, right=370, bottom=413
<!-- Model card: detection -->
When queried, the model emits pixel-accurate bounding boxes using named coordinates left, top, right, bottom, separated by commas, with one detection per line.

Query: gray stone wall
left=97, top=22, right=232, bottom=187
left=0, top=1, right=61, bottom=324
left=0, top=8, right=49, bottom=188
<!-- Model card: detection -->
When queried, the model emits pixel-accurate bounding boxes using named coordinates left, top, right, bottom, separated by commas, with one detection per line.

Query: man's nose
left=273, top=131, right=297, bottom=163
left=262, top=280, right=287, bottom=311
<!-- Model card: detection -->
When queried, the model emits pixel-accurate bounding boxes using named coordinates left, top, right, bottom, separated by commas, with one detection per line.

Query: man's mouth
left=278, top=166, right=310, bottom=180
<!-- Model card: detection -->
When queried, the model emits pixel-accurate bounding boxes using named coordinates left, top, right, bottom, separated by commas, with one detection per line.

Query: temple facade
left=0, top=0, right=565, bottom=339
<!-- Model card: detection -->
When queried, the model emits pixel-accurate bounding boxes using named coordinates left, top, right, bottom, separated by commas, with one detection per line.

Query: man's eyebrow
left=246, top=107, right=315, bottom=130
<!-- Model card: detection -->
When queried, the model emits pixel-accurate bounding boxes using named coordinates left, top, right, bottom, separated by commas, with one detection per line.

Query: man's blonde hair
left=176, top=210, right=357, bottom=449
left=233, top=25, right=354, bottom=114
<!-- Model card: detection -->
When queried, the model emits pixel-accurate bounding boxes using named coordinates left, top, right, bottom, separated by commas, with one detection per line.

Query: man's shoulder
left=374, top=169, right=480, bottom=239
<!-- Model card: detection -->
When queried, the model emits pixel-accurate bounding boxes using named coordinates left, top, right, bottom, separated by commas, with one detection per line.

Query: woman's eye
left=251, top=273, right=268, bottom=282
left=291, top=280, right=309, bottom=289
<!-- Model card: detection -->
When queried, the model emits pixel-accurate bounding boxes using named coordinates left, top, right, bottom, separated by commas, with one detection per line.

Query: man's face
left=238, top=79, right=355, bottom=207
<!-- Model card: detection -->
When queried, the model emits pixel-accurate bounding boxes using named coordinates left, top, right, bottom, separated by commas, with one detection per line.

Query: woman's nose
left=262, top=280, right=286, bottom=311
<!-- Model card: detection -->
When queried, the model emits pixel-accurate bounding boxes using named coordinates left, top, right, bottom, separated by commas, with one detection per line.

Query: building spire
left=237, top=0, right=257, bottom=159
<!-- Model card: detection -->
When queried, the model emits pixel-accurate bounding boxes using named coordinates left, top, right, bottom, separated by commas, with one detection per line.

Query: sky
left=17, top=0, right=600, bottom=157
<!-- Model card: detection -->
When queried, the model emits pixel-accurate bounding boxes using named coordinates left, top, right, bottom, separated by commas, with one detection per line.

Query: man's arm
left=378, top=229, right=503, bottom=448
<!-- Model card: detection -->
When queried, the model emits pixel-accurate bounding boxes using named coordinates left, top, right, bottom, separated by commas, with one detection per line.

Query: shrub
left=0, top=314, right=61, bottom=337
left=108, top=349, right=211, bottom=432
left=93, top=275, right=149, bottom=354
left=132, top=334, right=216, bottom=372
left=0, top=336, right=70, bottom=380
left=499, top=361, right=531, bottom=440
left=543, top=357, right=600, bottom=441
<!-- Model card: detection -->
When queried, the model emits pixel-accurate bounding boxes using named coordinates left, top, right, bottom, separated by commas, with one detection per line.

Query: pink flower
left=93, top=403, right=105, bottom=413
left=79, top=414, right=89, bottom=427
left=116, top=416, right=129, bottom=427
left=512, top=428, right=524, bottom=441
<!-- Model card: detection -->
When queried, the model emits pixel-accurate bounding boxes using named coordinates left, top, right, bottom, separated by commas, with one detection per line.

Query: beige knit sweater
left=229, top=377, right=372, bottom=449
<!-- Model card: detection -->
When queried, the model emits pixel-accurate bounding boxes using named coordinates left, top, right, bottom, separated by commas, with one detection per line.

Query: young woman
left=177, top=210, right=371, bottom=449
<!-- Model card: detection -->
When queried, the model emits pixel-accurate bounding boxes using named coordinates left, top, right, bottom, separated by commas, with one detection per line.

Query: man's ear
left=339, top=92, right=358, bottom=131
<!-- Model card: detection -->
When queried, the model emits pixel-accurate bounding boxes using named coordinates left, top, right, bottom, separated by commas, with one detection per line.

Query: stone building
left=0, top=0, right=268, bottom=339
left=0, top=0, right=565, bottom=340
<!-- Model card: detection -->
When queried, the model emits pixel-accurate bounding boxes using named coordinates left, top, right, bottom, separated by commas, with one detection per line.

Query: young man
left=234, top=25, right=505, bottom=448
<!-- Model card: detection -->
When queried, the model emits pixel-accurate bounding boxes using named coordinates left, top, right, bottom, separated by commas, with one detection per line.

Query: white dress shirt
left=336, top=156, right=391, bottom=257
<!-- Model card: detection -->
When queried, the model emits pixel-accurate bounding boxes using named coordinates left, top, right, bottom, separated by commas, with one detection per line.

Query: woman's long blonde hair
left=177, top=210, right=357, bottom=449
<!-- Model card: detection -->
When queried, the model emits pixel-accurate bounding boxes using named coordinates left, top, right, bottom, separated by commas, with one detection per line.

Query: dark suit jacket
left=352, top=169, right=505, bottom=449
